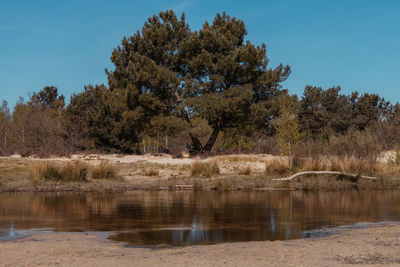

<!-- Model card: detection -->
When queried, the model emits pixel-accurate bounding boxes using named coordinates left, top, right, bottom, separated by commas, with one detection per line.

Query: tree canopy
left=105, top=10, right=290, bottom=153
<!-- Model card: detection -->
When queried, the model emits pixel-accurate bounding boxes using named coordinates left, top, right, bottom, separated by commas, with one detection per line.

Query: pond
left=1, top=191, right=400, bottom=246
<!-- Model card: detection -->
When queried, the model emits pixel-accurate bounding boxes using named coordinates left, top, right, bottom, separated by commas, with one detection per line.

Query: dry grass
left=294, top=157, right=327, bottom=171
left=30, top=161, right=88, bottom=182
left=143, top=168, right=160, bottom=176
left=214, top=155, right=266, bottom=163
left=63, top=161, right=88, bottom=181
left=238, top=166, right=251, bottom=175
left=265, top=158, right=289, bottom=175
left=329, top=157, right=391, bottom=176
left=213, top=180, right=232, bottom=191
left=273, top=156, right=397, bottom=178
left=91, top=161, right=117, bottom=179
left=191, top=161, right=220, bottom=177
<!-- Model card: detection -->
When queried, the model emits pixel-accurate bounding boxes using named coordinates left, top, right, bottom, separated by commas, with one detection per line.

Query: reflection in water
left=0, top=191, right=400, bottom=245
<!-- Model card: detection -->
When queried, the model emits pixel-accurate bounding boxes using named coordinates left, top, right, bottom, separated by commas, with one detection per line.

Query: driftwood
left=272, top=171, right=379, bottom=182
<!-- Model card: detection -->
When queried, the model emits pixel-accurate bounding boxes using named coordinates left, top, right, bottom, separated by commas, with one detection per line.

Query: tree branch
left=272, top=171, right=384, bottom=181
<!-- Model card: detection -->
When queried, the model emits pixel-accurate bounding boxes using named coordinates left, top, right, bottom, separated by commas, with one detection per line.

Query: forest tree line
left=1, top=10, right=399, bottom=158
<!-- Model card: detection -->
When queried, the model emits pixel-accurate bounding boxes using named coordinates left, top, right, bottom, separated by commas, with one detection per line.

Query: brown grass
left=294, top=157, right=327, bottom=171
left=191, top=161, right=220, bottom=177
left=328, top=157, right=388, bottom=176
left=238, top=166, right=251, bottom=175
left=214, top=155, right=265, bottom=163
left=62, top=161, right=88, bottom=181
left=265, top=158, right=288, bottom=175
left=91, top=161, right=117, bottom=179
left=30, top=161, right=88, bottom=182
left=143, top=168, right=160, bottom=176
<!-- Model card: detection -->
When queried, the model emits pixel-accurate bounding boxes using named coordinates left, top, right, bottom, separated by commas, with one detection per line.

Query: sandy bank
left=1, top=223, right=400, bottom=266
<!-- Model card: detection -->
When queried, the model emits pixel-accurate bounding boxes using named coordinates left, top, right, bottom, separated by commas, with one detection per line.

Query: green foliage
left=275, top=95, right=303, bottom=167
left=63, top=85, right=106, bottom=150
left=218, top=127, right=256, bottom=152
left=106, top=10, right=290, bottom=153
left=299, top=86, right=389, bottom=141
left=299, top=86, right=353, bottom=139
left=30, top=86, right=65, bottom=110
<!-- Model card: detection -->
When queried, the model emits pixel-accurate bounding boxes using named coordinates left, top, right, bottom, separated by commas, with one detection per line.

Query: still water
left=1, top=191, right=400, bottom=246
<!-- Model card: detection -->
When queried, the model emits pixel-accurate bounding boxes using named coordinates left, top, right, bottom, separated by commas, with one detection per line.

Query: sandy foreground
left=1, top=224, right=400, bottom=266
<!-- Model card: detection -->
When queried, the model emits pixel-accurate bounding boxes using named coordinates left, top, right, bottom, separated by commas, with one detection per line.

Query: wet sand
left=1, top=224, right=400, bottom=266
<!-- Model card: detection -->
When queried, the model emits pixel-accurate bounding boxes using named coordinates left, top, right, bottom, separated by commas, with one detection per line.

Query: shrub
left=328, top=130, right=382, bottom=161
left=91, top=161, right=116, bottom=179
left=191, top=161, right=220, bottom=177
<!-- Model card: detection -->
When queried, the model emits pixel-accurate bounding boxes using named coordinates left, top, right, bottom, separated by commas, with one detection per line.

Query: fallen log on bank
left=272, top=171, right=379, bottom=182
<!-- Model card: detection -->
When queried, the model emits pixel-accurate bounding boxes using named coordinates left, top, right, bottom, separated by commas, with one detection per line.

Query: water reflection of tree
left=0, top=191, right=400, bottom=244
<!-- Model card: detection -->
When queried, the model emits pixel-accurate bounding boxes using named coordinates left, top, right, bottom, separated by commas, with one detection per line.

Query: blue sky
left=0, top=0, right=399, bottom=106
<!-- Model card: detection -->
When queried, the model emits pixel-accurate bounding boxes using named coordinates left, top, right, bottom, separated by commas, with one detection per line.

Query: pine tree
left=106, top=10, right=290, bottom=154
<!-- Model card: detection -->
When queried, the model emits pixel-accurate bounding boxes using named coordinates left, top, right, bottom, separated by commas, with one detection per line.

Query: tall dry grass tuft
left=296, top=157, right=327, bottom=171
left=330, top=157, right=344, bottom=172
left=191, top=161, right=220, bottom=177
left=329, top=157, right=382, bottom=176
left=62, top=161, right=88, bottom=181
left=91, top=161, right=116, bottom=179
left=265, top=158, right=289, bottom=175
left=31, top=162, right=62, bottom=181
left=30, top=161, right=88, bottom=182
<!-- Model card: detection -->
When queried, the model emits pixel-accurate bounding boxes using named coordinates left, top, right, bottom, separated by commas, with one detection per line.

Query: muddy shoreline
left=1, top=223, right=400, bottom=266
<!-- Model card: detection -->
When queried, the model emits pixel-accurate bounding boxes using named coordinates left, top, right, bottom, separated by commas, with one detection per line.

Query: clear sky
left=0, top=0, right=399, bottom=106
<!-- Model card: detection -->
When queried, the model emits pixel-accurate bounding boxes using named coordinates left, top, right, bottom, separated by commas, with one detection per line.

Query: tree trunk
left=189, top=134, right=203, bottom=154
left=156, top=137, right=159, bottom=153
left=204, top=127, right=220, bottom=152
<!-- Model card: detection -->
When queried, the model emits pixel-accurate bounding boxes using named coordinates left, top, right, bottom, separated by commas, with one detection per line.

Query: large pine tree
left=106, top=10, right=290, bottom=153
